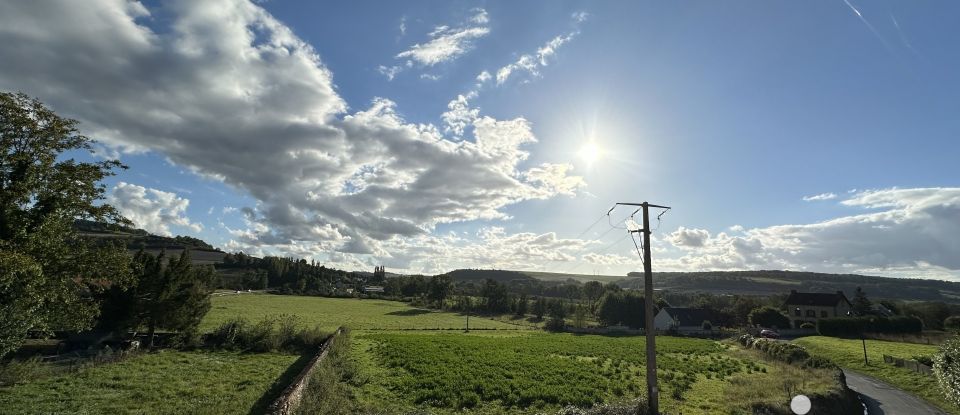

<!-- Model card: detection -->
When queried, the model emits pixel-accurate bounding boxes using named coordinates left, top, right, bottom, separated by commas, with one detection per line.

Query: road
left=842, top=369, right=947, bottom=415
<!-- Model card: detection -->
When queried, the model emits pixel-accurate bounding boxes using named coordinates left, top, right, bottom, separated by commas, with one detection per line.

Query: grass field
left=200, top=293, right=526, bottom=332
left=0, top=350, right=302, bottom=415
left=795, top=336, right=958, bottom=415
left=333, top=331, right=838, bottom=414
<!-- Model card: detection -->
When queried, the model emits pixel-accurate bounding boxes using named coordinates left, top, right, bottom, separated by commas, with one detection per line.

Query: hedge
left=817, top=316, right=922, bottom=337
left=736, top=334, right=835, bottom=368
left=933, top=336, right=960, bottom=408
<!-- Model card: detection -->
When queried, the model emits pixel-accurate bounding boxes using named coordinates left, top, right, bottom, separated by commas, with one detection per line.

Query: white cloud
left=394, top=9, right=489, bottom=67
left=802, top=192, right=838, bottom=201
left=0, top=0, right=583, bottom=259
left=496, top=13, right=587, bottom=86
left=667, top=226, right=711, bottom=248
left=662, top=188, right=960, bottom=280
left=378, top=65, right=403, bottom=81
left=108, top=182, right=203, bottom=236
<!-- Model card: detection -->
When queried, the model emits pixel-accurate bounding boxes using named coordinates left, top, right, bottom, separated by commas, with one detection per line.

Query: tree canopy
left=0, top=92, right=131, bottom=357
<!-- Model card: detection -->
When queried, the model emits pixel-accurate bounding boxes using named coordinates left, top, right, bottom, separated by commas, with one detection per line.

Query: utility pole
left=608, top=201, right=670, bottom=415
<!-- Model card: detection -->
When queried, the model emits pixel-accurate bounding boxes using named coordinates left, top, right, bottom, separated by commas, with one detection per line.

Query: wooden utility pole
left=609, top=201, right=669, bottom=415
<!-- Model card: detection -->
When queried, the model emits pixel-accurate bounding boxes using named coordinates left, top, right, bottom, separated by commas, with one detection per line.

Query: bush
left=800, top=322, right=815, bottom=329
left=205, top=315, right=328, bottom=352
left=945, top=316, right=960, bottom=332
left=933, top=336, right=960, bottom=408
left=701, top=320, right=712, bottom=331
left=736, top=334, right=834, bottom=369
left=817, top=316, right=922, bottom=337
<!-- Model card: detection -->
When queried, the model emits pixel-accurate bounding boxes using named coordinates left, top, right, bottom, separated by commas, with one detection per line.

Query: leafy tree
left=514, top=293, right=528, bottom=317
left=748, top=306, right=790, bottom=329
left=481, top=279, right=510, bottom=314
left=427, top=274, right=452, bottom=308
left=851, top=287, right=872, bottom=316
left=532, top=297, right=547, bottom=320
left=0, top=92, right=132, bottom=358
left=582, top=281, right=604, bottom=313
left=701, top=320, right=712, bottom=331
left=596, top=291, right=646, bottom=329
left=545, top=299, right=567, bottom=331
left=572, top=304, right=587, bottom=329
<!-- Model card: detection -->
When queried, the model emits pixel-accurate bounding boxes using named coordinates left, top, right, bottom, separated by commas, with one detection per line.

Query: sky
left=1, top=0, right=958, bottom=280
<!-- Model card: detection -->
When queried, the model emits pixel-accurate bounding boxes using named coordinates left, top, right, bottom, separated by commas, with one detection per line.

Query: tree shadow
left=386, top=309, right=432, bottom=316
left=247, top=351, right=314, bottom=415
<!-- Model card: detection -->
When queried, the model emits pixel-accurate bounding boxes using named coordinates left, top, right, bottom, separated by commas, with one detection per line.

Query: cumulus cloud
left=393, top=8, right=489, bottom=68
left=668, top=227, right=711, bottom=248
left=108, top=182, right=203, bottom=236
left=802, top=192, right=837, bottom=201
left=0, top=0, right=583, bottom=260
left=662, top=188, right=960, bottom=280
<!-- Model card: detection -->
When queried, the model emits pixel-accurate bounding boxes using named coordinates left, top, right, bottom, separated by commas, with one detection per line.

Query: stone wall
left=267, top=327, right=342, bottom=415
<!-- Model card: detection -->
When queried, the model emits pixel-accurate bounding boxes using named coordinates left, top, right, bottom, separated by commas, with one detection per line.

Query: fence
left=267, top=327, right=342, bottom=415
left=882, top=354, right=933, bottom=376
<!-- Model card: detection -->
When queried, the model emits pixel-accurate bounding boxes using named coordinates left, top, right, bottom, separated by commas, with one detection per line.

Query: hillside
left=75, top=219, right=227, bottom=264
left=445, top=268, right=960, bottom=303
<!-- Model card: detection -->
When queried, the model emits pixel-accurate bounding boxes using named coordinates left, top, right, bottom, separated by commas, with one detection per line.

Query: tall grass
left=205, top=314, right=328, bottom=353
left=295, top=329, right=356, bottom=415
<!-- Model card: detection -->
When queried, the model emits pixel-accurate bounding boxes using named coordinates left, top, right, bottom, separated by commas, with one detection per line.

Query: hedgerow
left=933, top=336, right=960, bottom=408
left=737, top=334, right=835, bottom=369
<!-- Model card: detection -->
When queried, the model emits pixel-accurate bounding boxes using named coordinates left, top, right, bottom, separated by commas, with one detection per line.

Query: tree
left=944, top=316, right=960, bottom=332
left=515, top=293, right=528, bottom=317
left=596, top=291, right=646, bottom=329
left=427, top=274, right=452, bottom=308
left=532, top=297, right=547, bottom=320
left=573, top=304, right=587, bottom=329
left=852, top=287, right=872, bottom=316
left=582, top=281, right=604, bottom=313
left=748, top=306, right=790, bottom=329
left=129, top=250, right=215, bottom=347
left=545, top=299, right=567, bottom=331
left=481, top=279, right=510, bottom=314
left=0, top=92, right=132, bottom=358
left=933, top=336, right=960, bottom=408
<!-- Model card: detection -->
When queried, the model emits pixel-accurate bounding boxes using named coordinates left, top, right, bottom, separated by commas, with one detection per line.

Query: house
left=783, top=290, right=852, bottom=328
left=654, top=307, right=714, bottom=333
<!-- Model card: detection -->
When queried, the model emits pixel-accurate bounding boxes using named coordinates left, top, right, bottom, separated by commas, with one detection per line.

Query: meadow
left=200, top=292, right=525, bottom=332
left=0, top=350, right=300, bottom=414
left=795, top=336, right=958, bottom=415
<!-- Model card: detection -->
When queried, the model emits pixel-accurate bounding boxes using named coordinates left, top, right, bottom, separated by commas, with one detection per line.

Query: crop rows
left=366, top=333, right=758, bottom=410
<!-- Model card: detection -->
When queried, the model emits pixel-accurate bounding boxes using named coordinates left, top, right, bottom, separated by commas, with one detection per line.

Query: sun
left=578, top=141, right=601, bottom=165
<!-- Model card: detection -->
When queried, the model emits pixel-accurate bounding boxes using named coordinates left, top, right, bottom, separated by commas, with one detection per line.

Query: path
left=842, top=369, right=947, bottom=415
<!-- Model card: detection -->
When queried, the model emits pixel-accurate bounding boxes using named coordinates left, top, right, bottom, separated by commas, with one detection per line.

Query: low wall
left=882, top=354, right=933, bottom=376
left=267, top=328, right=342, bottom=415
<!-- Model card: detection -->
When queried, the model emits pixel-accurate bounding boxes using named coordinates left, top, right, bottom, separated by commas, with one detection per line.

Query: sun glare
left=579, top=141, right=601, bottom=165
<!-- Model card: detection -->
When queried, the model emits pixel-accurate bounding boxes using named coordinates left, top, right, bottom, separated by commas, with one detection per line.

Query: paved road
left=843, top=369, right=947, bottom=415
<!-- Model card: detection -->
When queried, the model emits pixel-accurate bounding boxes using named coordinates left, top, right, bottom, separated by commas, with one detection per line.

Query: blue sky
left=1, top=0, right=958, bottom=279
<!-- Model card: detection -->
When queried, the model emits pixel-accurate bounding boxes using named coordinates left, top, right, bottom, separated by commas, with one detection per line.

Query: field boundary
left=267, top=327, right=342, bottom=415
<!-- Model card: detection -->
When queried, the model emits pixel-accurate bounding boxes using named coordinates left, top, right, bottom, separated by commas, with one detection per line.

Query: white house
left=654, top=307, right=714, bottom=332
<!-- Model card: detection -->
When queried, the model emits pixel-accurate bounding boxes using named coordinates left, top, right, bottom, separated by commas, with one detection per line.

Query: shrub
left=701, top=320, right=712, bottom=331
left=205, top=315, right=328, bottom=352
left=945, top=316, right=960, bottom=332
left=818, top=316, right=922, bottom=337
left=933, top=336, right=960, bottom=408
left=800, top=322, right=815, bottom=329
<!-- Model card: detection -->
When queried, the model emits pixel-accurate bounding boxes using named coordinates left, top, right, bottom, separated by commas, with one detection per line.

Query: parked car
left=759, top=329, right=780, bottom=339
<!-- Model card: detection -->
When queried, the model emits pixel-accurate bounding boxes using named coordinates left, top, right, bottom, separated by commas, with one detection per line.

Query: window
left=805, top=309, right=816, bottom=318
left=821, top=310, right=828, bottom=318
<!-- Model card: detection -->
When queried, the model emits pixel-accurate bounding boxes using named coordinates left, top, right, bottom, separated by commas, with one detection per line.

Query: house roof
left=661, top=307, right=713, bottom=326
left=783, top=290, right=852, bottom=308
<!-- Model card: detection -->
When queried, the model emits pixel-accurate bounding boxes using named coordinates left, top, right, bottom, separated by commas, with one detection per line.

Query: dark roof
left=662, top=307, right=713, bottom=326
left=783, top=290, right=852, bottom=307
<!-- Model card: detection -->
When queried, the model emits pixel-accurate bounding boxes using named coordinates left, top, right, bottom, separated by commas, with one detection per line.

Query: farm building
left=653, top=307, right=714, bottom=333
left=783, top=290, right=852, bottom=328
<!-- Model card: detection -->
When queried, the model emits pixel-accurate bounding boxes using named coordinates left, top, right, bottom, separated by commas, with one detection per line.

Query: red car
left=759, top=329, right=780, bottom=339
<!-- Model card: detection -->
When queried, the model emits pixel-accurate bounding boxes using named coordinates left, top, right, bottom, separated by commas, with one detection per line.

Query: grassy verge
left=201, top=293, right=524, bottom=332
left=795, top=336, right=959, bottom=415
left=0, top=350, right=301, bottom=414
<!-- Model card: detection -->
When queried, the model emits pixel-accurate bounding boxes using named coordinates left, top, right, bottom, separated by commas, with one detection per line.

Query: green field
left=201, top=293, right=525, bottom=332
left=0, top=350, right=301, bottom=415
left=795, top=336, right=958, bottom=415
left=332, top=331, right=838, bottom=414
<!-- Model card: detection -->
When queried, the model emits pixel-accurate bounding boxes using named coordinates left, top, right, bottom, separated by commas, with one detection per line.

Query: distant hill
left=74, top=219, right=227, bottom=264
left=445, top=268, right=960, bottom=303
